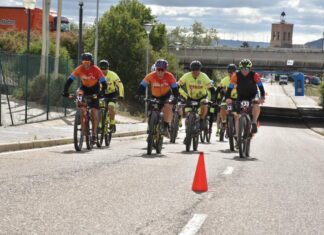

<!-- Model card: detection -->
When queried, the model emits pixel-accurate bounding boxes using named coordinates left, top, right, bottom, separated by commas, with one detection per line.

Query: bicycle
left=184, top=100, right=201, bottom=152
left=200, top=102, right=217, bottom=143
left=145, top=98, right=165, bottom=155
left=237, top=100, right=253, bottom=158
left=226, top=103, right=237, bottom=151
left=69, top=94, right=98, bottom=151
left=170, top=99, right=185, bottom=143
left=97, top=97, right=118, bottom=147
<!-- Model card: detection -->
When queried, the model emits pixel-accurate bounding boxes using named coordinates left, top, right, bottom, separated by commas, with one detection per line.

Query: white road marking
left=179, top=214, right=208, bottom=235
left=223, top=166, right=234, bottom=175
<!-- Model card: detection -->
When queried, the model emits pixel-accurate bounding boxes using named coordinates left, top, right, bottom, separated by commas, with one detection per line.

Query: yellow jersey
left=105, top=70, right=124, bottom=97
left=221, top=75, right=237, bottom=99
left=178, top=72, right=212, bottom=100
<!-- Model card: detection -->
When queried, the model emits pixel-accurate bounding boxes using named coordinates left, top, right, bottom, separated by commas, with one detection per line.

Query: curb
left=0, top=130, right=146, bottom=153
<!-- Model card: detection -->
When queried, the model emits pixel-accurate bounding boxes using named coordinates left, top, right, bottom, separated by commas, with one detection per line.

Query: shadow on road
left=138, top=153, right=167, bottom=158
left=223, top=156, right=259, bottom=161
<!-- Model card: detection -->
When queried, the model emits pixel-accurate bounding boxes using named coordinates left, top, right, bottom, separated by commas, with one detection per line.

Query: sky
left=1, top=0, right=324, bottom=44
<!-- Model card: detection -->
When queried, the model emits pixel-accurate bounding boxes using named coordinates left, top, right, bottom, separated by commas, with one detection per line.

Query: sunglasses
left=241, top=68, right=250, bottom=72
left=156, top=68, right=165, bottom=72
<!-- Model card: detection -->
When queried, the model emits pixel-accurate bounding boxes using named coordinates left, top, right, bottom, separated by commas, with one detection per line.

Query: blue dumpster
left=292, top=72, right=304, bottom=96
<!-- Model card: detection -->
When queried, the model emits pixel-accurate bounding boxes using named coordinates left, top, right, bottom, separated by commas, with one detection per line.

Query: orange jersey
left=143, top=71, right=177, bottom=97
left=71, top=65, right=105, bottom=87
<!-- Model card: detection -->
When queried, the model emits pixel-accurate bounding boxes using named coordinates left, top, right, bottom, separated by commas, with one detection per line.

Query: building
left=270, top=12, right=293, bottom=48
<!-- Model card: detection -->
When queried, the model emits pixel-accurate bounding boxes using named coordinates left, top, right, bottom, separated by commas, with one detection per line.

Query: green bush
left=29, top=74, right=47, bottom=102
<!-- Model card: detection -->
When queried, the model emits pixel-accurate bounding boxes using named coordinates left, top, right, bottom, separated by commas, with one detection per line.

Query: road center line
left=179, top=214, right=208, bottom=235
left=223, top=166, right=234, bottom=175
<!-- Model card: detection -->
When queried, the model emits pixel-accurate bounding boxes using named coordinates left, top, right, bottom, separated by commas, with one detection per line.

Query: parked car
left=310, top=76, right=321, bottom=85
left=279, top=75, right=288, bottom=85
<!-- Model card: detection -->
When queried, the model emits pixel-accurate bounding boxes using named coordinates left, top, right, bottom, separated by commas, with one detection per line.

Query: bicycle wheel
left=147, top=112, right=158, bottom=155
left=170, top=112, right=179, bottom=143
left=193, top=135, right=199, bottom=151
left=97, top=109, right=105, bottom=147
left=238, top=115, right=249, bottom=158
left=73, top=109, right=83, bottom=151
left=185, top=114, right=194, bottom=152
left=227, top=116, right=235, bottom=151
left=156, top=134, right=163, bottom=154
left=104, top=114, right=112, bottom=147
left=205, top=116, right=212, bottom=143
left=244, top=116, right=252, bottom=157
left=219, top=125, right=225, bottom=142
left=85, top=113, right=93, bottom=150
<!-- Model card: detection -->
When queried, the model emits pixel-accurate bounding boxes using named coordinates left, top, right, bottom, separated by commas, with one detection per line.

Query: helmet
left=227, top=64, right=237, bottom=73
left=99, top=59, right=109, bottom=70
left=190, top=60, right=202, bottom=71
left=155, top=59, right=168, bottom=70
left=81, top=52, right=94, bottom=63
left=238, top=59, right=252, bottom=69
left=151, top=63, right=156, bottom=72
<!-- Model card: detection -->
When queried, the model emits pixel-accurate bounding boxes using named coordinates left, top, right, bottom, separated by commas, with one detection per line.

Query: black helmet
left=190, top=60, right=202, bottom=71
left=238, top=59, right=252, bottom=69
left=227, top=64, right=237, bottom=73
left=99, top=59, right=109, bottom=70
left=81, top=52, right=93, bottom=63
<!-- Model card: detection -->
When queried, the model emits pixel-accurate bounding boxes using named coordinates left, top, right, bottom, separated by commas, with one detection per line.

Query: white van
left=279, top=75, right=288, bottom=85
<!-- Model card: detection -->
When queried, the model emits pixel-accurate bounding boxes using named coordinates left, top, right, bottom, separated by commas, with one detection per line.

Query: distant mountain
left=305, top=38, right=324, bottom=49
left=213, top=39, right=270, bottom=48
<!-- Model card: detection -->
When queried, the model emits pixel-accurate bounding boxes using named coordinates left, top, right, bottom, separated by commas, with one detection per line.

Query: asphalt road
left=0, top=120, right=323, bottom=234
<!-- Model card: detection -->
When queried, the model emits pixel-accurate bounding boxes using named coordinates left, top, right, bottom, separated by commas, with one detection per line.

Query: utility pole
left=78, top=1, right=84, bottom=64
left=94, top=0, right=99, bottom=65
left=54, top=0, right=62, bottom=79
left=40, top=0, right=50, bottom=75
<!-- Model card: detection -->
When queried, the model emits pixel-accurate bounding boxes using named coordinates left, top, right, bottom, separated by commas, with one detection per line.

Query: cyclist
left=178, top=60, right=216, bottom=130
left=138, top=59, right=179, bottom=137
left=98, top=59, right=124, bottom=133
left=62, top=52, right=107, bottom=144
left=218, top=64, right=238, bottom=135
left=225, top=59, right=265, bottom=134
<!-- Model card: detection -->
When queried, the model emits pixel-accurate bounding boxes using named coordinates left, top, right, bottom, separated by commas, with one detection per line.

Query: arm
left=138, top=80, right=148, bottom=96
left=254, top=73, right=265, bottom=98
left=63, top=75, right=75, bottom=95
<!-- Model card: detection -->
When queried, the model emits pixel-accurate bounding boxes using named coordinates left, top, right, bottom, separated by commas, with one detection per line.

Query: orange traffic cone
left=192, top=152, right=208, bottom=192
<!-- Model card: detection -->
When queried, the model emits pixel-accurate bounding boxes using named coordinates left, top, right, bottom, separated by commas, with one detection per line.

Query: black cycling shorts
left=79, top=83, right=100, bottom=109
left=151, top=92, right=171, bottom=110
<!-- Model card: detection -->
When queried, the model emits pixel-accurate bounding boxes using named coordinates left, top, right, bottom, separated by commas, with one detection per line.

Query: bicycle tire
left=170, top=113, right=179, bottom=143
left=193, top=135, right=199, bottom=151
left=85, top=113, right=93, bottom=150
left=97, top=109, right=105, bottom=147
left=104, top=112, right=112, bottom=147
left=147, top=111, right=158, bottom=155
left=206, top=115, right=212, bottom=143
left=156, top=134, right=163, bottom=154
left=73, top=109, right=83, bottom=151
left=185, top=114, right=194, bottom=152
left=238, top=115, right=248, bottom=158
left=227, top=116, right=235, bottom=151
left=219, top=126, right=225, bottom=142
left=244, top=115, right=252, bottom=157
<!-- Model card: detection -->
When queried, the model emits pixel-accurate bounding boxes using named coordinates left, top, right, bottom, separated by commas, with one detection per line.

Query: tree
left=83, top=0, right=178, bottom=105
left=167, top=21, right=218, bottom=47
left=241, top=41, right=250, bottom=48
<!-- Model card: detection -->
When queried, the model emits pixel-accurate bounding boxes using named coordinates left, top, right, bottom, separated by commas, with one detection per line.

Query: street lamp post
left=94, top=0, right=99, bottom=65
left=23, top=0, right=36, bottom=124
left=174, top=42, right=182, bottom=79
left=322, top=31, right=324, bottom=52
left=78, top=0, right=84, bottom=64
left=143, top=23, right=153, bottom=119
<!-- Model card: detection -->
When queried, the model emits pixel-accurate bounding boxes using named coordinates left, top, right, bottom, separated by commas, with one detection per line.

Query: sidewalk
left=0, top=114, right=147, bottom=153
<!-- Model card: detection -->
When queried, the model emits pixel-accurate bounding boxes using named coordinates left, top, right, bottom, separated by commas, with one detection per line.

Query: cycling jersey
left=178, top=72, right=212, bottom=100
left=141, top=71, right=177, bottom=97
left=70, top=65, right=106, bottom=87
left=105, top=70, right=124, bottom=98
left=221, top=75, right=237, bottom=99
left=227, top=71, right=265, bottom=100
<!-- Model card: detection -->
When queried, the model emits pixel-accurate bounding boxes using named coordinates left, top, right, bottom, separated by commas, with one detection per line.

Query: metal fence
left=0, top=52, right=78, bottom=126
